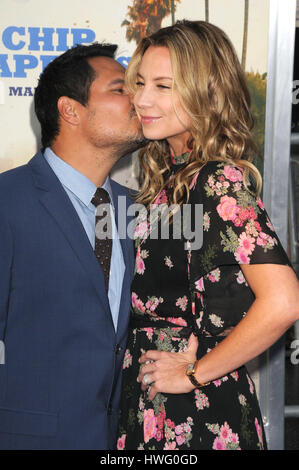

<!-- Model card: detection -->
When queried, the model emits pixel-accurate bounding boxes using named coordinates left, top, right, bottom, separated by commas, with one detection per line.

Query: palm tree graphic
left=122, top=0, right=181, bottom=43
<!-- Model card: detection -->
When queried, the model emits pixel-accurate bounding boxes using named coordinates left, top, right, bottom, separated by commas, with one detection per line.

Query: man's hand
left=137, top=333, right=199, bottom=401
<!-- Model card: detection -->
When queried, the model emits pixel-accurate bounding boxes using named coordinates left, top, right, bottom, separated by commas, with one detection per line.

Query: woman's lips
left=140, top=116, right=161, bottom=125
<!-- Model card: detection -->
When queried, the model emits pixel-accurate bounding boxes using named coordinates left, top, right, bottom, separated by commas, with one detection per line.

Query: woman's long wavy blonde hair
left=126, top=20, right=262, bottom=209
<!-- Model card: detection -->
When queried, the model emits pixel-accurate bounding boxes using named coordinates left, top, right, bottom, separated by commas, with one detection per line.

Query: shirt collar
left=44, top=147, right=114, bottom=209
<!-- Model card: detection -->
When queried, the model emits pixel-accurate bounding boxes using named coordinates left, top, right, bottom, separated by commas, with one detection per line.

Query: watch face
left=186, top=363, right=195, bottom=376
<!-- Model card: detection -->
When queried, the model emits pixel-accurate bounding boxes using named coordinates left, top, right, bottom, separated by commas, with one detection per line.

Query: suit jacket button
left=108, top=404, right=113, bottom=415
left=115, top=344, right=122, bottom=355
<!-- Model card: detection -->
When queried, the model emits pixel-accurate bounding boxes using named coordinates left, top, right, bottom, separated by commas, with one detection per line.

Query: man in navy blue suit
left=0, top=43, right=145, bottom=449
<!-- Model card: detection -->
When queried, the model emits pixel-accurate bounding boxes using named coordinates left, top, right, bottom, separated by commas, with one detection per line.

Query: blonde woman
left=117, top=20, right=299, bottom=450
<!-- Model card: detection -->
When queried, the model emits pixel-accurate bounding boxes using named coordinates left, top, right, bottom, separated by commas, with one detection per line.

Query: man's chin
left=114, top=135, right=148, bottom=159
left=125, top=136, right=149, bottom=155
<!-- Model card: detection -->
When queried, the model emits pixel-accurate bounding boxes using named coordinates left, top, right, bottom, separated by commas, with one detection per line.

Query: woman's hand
left=137, top=333, right=199, bottom=401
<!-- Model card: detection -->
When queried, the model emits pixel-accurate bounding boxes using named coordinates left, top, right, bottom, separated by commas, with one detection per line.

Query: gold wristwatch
left=186, top=362, right=210, bottom=388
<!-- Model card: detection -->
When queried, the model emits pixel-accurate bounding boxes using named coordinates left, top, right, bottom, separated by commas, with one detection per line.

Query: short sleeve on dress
left=187, top=161, right=292, bottom=287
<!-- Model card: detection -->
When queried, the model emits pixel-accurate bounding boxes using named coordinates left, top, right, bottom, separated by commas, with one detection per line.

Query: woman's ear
left=57, top=96, right=80, bottom=126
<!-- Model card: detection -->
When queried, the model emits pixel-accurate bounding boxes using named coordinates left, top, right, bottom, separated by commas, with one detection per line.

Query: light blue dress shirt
left=44, top=147, right=125, bottom=331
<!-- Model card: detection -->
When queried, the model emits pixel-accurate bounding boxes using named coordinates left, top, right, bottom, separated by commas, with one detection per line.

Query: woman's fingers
left=137, top=363, right=156, bottom=383
left=139, top=349, right=166, bottom=364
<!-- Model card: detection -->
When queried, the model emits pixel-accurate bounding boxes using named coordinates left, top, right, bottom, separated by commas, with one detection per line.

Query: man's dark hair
left=34, top=42, right=117, bottom=148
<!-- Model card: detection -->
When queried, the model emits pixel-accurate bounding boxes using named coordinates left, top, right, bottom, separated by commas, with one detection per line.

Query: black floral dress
left=117, top=156, right=292, bottom=451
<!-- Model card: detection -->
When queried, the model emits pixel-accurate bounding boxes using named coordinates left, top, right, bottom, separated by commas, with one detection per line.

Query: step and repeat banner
left=0, top=0, right=270, bottom=188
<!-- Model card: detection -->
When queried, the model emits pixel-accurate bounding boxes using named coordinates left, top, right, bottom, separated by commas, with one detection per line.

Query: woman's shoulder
left=189, top=159, right=246, bottom=193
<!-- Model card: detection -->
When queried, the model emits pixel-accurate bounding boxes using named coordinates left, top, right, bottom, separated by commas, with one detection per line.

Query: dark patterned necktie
left=91, top=187, right=112, bottom=292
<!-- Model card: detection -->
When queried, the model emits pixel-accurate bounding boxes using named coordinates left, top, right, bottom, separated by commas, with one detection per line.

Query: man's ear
left=57, top=96, right=81, bottom=126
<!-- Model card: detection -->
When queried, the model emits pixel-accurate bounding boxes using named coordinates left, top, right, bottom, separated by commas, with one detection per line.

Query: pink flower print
left=213, top=379, right=222, bottom=387
left=256, top=197, right=264, bottom=210
left=195, top=390, right=210, bottom=411
left=266, top=217, right=274, bottom=231
left=134, top=220, right=149, bottom=239
left=231, top=433, right=240, bottom=445
left=189, top=171, right=200, bottom=190
left=176, top=434, right=186, bottom=446
left=166, top=419, right=175, bottom=429
left=223, top=165, right=243, bottom=182
left=207, top=175, right=216, bottom=187
left=131, top=292, right=138, bottom=307
left=143, top=327, right=154, bottom=341
left=230, top=370, right=239, bottom=381
left=238, top=207, right=250, bottom=223
left=196, top=311, right=204, bottom=329
left=144, top=409, right=158, bottom=443
left=164, top=256, right=174, bottom=269
left=163, top=440, right=174, bottom=450
left=247, top=374, right=255, bottom=394
left=257, top=232, right=277, bottom=250
left=131, top=292, right=145, bottom=313
left=234, top=246, right=250, bottom=264
left=175, top=424, right=183, bottom=435
left=154, top=189, right=167, bottom=205
left=145, top=297, right=160, bottom=312
left=254, top=221, right=262, bottom=232
left=195, top=277, right=205, bottom=291
left=220, top=422, right=232, bottom=443
left=207, top=268, right=221, bottom=283
left=159, top=331, right=167, bottom=342
left=235, top=270, right=248, bottom=285
left=238, top=232, right=255, bottom=255
left=123, top=349, right=132, bottom=369
left=207, top=422, right=240, bottom=450
left=164, top=441, right=178, bottom=450
left=232, top=216, right=245, bottom=227
left=248, top=206, right=258, bottom=220
left=135, top=246, right=146, bottom=275
left=203, top=212, right=210, bottom=231
left=175, top=296, right=188, bottom=312
left=213, top=436, right=227, bottom=450
left=117, top=434, right=126, bottom=450
left=255, top=418, right=264, bottom=449
left=136, top=257, right=145, bottom=274
left=233, top=182, right=242, bottom=192
left=166, top=316, right=188, bottom=327
left=216, top=195, right=239, bottom=222
left=213, top=375, right=228, bottom=387
left=183, top=423, right=192, bottom=433
left=155, top=429, right=163, bottom=442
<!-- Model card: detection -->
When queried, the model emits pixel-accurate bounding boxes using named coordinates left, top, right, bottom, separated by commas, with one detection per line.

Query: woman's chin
left=141, top=129, right=167, bottom=141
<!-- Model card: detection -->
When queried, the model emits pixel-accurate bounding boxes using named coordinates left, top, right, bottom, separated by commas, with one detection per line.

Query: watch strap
left=186, top=362, right=210, bottom=388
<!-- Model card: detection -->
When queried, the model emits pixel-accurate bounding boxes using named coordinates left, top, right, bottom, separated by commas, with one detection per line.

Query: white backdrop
left=0, top=0, right=270, bottom=186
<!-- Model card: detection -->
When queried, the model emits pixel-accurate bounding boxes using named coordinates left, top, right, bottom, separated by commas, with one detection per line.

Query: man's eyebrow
left=107, top=78, right=125, bottom=86
left=137, top=72, right=172, bottom=81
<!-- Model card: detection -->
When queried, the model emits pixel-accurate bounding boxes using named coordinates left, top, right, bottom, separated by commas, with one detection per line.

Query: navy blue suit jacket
left=0, top=151, right=135, bottom=449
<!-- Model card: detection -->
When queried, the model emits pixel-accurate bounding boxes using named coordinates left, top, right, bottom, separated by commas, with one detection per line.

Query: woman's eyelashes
left=135, top=81, right=171, bottom=90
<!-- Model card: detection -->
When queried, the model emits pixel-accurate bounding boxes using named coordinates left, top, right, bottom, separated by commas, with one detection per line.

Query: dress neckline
left=170, top=151, right=190, bottom=166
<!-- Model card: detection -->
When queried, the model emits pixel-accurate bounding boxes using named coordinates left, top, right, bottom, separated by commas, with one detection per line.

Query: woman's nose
left=134, top=87, right=153, bottom=109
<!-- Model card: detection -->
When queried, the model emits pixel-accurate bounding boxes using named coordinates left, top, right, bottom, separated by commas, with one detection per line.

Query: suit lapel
left=28, top=152, right=112, bottom=319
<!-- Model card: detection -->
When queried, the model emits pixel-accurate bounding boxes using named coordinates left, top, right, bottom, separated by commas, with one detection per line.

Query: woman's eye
left=136, top=81, right=144, bottom=87
left=157, top=85, right=170, bottom=89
